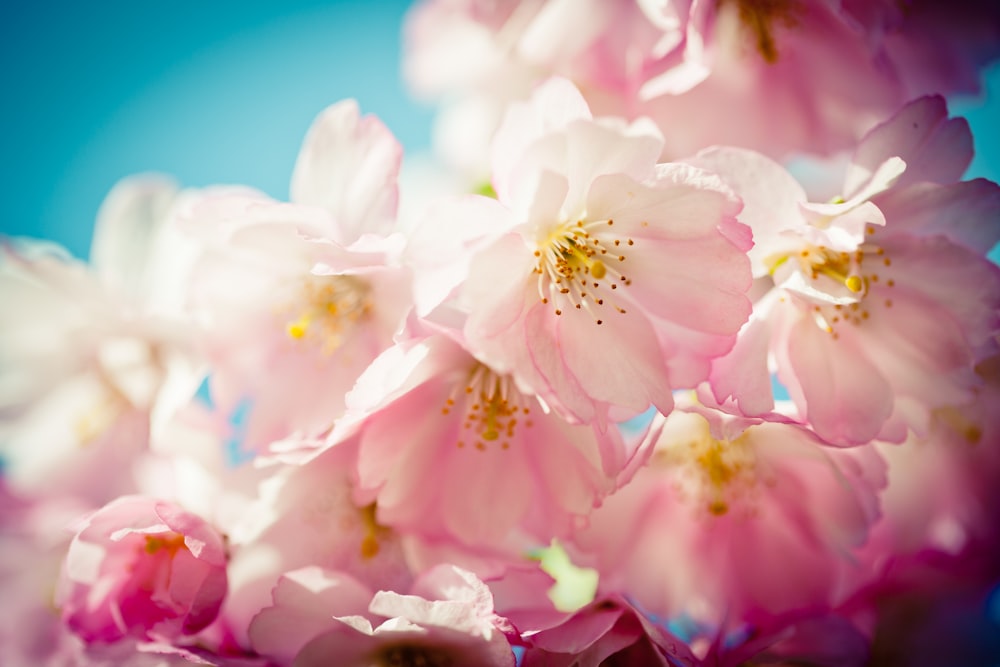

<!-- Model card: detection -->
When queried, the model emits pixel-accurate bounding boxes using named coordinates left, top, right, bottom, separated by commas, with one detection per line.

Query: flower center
left=143, top=532, right=187, bottom=556
left=655, top=416, right=760, bottom=516
left=358, top=502, right=389, bottom=560
left=769, top=229, right=897, bottom=339
left=377, top=644, right=454, bottom=667
left=722, top=0, right=799, bottom=63
left=283, top=275, right=370, bottom=352
left=533, top=219, right=633, bottom=324
left=442, top=364, right=533, bottom=452
left=934, top=405, right=983, bottom=446
left=73, top=388, right=127, bottom=446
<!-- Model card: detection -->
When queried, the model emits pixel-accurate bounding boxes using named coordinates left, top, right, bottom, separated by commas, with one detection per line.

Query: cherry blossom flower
left=5, top=10, right=1000, bottom=663
left=0, top=178, right=202, bottom=505
left=182, top=101, right=411, bottom=451
left=696, top=96, right=1000, bottom=444
left=404, top=0, right=1000, bottom=162
left=332, top=332, right=652, bottom=555
left=219, top=437, right=415, bottom=649
left=568, top=400, right=886, bottom=626
left=700, top=612, right=870, bottom=667
left=249, top=565, right=515, bottom=667
left=57, top=496, right=228, bottom=645
left=409, top=78, right=752, bottom=425
left=854, top=354, right=1000, bottom=568
left=519, top=595, right=698, bottom=667
left=404, top=0, right=686, bottom=173
left=0, top=482, right=91, bottom=666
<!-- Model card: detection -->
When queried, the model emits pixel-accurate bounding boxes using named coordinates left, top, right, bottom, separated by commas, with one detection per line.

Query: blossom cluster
left=3, top=2, right=1000, bottom=665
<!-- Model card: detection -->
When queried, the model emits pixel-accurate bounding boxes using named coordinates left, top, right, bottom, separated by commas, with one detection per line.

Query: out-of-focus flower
left=182, top=101, right=411, bottom=452
left=568, top=400, right=886, bottom=626
left=219, top=437, right=414, bottom=649
left=404, top=0, right=1000, bottom=164
left=701, top=612, right=871, bottom=667
left=57, top=496, right=228, bottom=645
left=519, top=595, right=697, bottom=667
left=0, top=177, right=203, bottom=505
left=249, top=564, right=515, bottom=667
left=0, top=482, right=89, bottom=666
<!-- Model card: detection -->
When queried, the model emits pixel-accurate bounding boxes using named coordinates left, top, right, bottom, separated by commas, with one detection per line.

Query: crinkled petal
left=290, top=100, right=402, bottom=244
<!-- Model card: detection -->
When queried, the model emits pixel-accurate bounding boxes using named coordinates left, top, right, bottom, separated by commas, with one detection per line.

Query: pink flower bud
left=57, top=496, right=228, bottom=644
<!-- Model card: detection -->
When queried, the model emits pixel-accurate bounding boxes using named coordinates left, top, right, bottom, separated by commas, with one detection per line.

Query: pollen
left=725, top=0, right=800, bottom=64
left=654, top=415, right=761, bottom=518
left=73, top=390, right=127, bottom=446
left=358, top=503, right=386, bottom=560
left=282, top=275, right=371, bottom=353
left=534, top=218, right=634, bottom=324
left=286, top=317, right=310, bottom=339
left=443, top=364, right=531, bottom=452
left=770, top=239, right=899, bottom=337
left=144, top=533, right=187, bottom=556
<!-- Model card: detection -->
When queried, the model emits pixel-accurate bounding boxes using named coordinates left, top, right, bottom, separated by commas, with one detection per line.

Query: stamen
left=358, top=503, right=383, bottom=559
left=654, top=416, right=759, bottom=517
left=444, top=365, right=532, bottom=451
left=534, top=219, right=634, bottom=323
left=144, top=533, right=186, bottom=556
left=283, top=275, right=370, bottom=352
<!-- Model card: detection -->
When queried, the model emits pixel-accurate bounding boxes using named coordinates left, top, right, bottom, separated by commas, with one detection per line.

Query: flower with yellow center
left=766, top=224, right=899, bottom=340
left=443, top=363, right=533, bottom=452
left=654, top=410, right=761, bottom=517
left=533, top=218, right=634, bottom=324
left=284, top=274, right=372, bottom=353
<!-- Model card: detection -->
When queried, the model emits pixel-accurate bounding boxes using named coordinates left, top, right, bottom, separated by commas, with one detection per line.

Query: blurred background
left=1, top=0, right=998, bottom=259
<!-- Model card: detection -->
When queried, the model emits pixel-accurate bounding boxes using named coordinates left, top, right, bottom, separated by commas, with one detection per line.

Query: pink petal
left=290, top=100, right=402, bottom=244
left=846, top=95, right=972, bottom=196
left=785, top=313, right=893, bottom=445
left=248, top=567, right=374, bottom=664
left=556, top=301, right=675, bottom=421
left=491, top=78, right=592, bottom=202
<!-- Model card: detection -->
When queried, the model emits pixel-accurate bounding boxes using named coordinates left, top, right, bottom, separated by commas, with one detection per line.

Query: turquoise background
left=0, top=1, right=432, bottom=257
left=0, top=1, right=998, bottom=258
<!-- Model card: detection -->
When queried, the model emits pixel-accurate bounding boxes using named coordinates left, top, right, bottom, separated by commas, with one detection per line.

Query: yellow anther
left=845, top=275, right=863, bottom=293
left=360, top=535, right=380, bottom=559
left=144, top=533, right=186, bottom=555
left=286, top=317, right=310, bottom=340
left=358, top=503, right=383, bottom=560
left=708, top=500, right=729, bottom=516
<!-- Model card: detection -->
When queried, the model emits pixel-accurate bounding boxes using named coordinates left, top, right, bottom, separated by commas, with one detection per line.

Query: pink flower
left=57, top=496, right=228, bottom=644
left=856, top=356, right=1000, bottom=565
left=409, top=78, right=752, bottom=425
left=249, top=565, right=515, bottom=667
left=220, top=438, right=414, bottom=648
left=520, top=596, right=698, bottom=667
left=404, top=0, right=684, bottom=172
left=289, top=100, right=402, bottom=247
left=568, top=400, right=886, bottom=626
left=334, top=332, right=650, bottom=553
left=405, top=0, right=1000, bottom=161
left=697, top=97, right=1000, bottom=445
left=0, top=177, right=202, bottom=504
left=186, top=197, right=410, bottom=452
left=181, top=101, right=411, bottom=451
left=701, top=612, right=870, bottom=667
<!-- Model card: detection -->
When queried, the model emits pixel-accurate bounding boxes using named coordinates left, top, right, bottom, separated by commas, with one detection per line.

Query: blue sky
left=1, top=1, right=997, bottom=259
left=0, top=1, right=432, bottom=257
